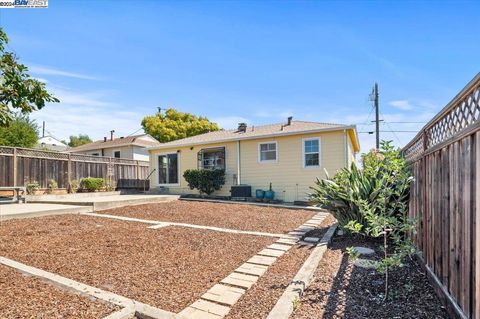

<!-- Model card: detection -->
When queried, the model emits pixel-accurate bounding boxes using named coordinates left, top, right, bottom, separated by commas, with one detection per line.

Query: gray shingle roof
left=150, top=121, right=353, bottom=150
left=69, top=134, right=160, bottom=152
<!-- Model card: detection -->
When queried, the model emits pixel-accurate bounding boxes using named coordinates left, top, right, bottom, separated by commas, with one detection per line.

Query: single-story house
left=37, top=135, right=69, bottom=152
left=69, top=133, right=160, bottom=161
left=148, top=118, right=360, bottom=202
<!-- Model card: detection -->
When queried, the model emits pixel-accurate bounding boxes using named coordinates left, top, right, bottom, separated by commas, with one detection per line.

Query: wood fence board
left=0, top=147, right=150, bottom=190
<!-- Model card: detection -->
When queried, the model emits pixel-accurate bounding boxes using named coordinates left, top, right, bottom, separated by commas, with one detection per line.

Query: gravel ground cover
left=0, top=215, right=274, bottom=313
left=225, top=215, right=337, bottom=319
left=0, top=265, right=118, bottom=319
left=99, top=201, right=316, bottom=233
left=291, top=236, right=449, bottom=319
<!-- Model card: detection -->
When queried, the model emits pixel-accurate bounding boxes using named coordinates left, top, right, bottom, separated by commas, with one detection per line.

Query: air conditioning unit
left=230, top=185, right=252, bottom=199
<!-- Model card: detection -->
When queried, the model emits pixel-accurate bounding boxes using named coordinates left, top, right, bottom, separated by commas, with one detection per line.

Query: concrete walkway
left=29, top=194, right=179, bottom=211
left=0, top=203, right=92, bottom=220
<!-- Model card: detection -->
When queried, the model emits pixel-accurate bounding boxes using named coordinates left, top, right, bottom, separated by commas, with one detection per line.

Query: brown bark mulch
left=225, top=214, right=337, bottom=319
left=99, top=201, right=315, bottom=233
left=0, top=215, right=274, bottom=313
left=0, top=265, right=118, bottom=319
left=291, top=236, right=450, bottom=319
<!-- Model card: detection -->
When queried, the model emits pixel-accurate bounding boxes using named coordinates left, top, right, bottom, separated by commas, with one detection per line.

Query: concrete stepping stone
left=235, top=263, right=268, bottom=277
left=288, top=231, right=306, bottom=237
left=267, top=243, right=292, bottom=251
left=353, top=246, right=375, bottom=256
left=276, top=238, right=298, bottom=245
left=201, top=284, right=245, bottom=306
left=181, top=299, right=230, bottom=318
left=247, top=255, right=277, bottom=266
left=221, top=272, right=258, bottom=289
left=258, top=248, right=285, bottom=258
left=353, top=258, right=379, bottom=270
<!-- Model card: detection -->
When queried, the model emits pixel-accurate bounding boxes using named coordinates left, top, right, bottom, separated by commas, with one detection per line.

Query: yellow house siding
left=149, top=141, right=238, bottom=196
left=239, top=131, right=346, bottom=202
left=149, top=130, right=350, bottom=202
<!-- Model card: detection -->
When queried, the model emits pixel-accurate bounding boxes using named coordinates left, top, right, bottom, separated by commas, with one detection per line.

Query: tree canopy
left=0, top=27, right=59, bottom=126
left=141, top=108, right=220, bottom=143
left=65, top=134, right=92, bottom=147
left=0, top=114, right=38, bottom=148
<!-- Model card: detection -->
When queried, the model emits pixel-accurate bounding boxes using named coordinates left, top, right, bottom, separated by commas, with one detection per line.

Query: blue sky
left=1, top=0, right=479, bottom=151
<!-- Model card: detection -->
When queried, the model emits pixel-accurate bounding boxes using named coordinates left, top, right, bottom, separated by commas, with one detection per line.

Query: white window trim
left=112, top=149, right=121, bottom=158
left=156, top=152, right=181, bottom=186
left=258, top=141, right=278, bottom=163
left=302, top=137, right=321, bottom=168
left=200, top=145, right=227, bottom=171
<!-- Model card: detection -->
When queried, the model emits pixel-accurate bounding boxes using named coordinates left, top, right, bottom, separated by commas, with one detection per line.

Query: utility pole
left=42, top=121, right=45, bottom=138
left=373, top=83, right=380, bottom=149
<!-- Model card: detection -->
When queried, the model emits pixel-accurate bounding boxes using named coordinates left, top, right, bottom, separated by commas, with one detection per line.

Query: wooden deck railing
left=403, top=73, right=480, bottom=319
left=0, top=147, right=150, bottom=190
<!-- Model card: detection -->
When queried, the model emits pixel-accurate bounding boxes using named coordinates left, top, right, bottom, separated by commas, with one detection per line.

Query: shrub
left=47, top=179, right=58, bottom=193
left=310, top=141, right=412, bottom=232
left=309, top=140, right=416, bottom=300
left=69, top=179, right=80, bottom=193
left=26, top=181, right=40, bottom=195
left=81, top=177, right=104, bottom=192
left=183, top=169, right=225, bottom=195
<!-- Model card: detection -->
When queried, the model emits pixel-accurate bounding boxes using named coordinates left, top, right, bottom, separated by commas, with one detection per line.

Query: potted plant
left=255, top=189, right=265, bottom=199
left=26, top=181, right=41, bottom=195
left=47, top=179, right=58, bottom=194
left=264, top=183, right=275, bottom=200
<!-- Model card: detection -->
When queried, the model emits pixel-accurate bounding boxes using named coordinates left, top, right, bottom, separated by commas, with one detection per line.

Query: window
left=303, top=138, right=320, bottom=167
left=158, top=153, right=179, bottom=184
left=258, top=142, right=277, bottom=162
left=198, top=147, right=225, bottom=170
left=113, top=151, right=121, bottom=158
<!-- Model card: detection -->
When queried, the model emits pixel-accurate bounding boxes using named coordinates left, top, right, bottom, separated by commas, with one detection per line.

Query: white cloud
left=29, top=65, right=100, bottom=81
left=30, top=87, right=144, bottom=141
left=212, top=116, right=250, bottom=129
left=389, top=100, right=413, bottom=111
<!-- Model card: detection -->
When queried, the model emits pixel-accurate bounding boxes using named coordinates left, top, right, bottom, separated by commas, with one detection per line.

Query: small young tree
left=183, top=169, right=225, bottom=196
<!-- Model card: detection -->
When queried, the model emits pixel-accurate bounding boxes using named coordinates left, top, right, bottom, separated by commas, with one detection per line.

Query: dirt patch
left=291, top=236, right=449, bottom=319
left=225, top=215, right=336, bottom=319
left=99, top=201, right=315, bottom=233
left=0, top=265, right=118, bottom=319
left=0, top=215, right=274, bottom=313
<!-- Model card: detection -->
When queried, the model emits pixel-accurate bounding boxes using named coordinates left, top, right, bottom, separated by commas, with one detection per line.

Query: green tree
left=0, top=27, right=59, bottom=125
left=0, top=114, right=39, bottom=147
left=141, top=108, right=220, bottom=143
left=65, top=134, right=92, bottom=147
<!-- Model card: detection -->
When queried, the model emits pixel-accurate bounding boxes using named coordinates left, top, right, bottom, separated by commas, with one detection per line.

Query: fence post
left=136, top=160, right=140, bottom=189
left=475, top=131, right=480, bottom=319
left=13, top=147, right=17, bottom=187
left=67, top=153, right=72, bottom=189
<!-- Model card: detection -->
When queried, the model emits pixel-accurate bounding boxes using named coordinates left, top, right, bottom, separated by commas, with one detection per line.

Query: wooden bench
left=0, top=187, right=27, bottom=204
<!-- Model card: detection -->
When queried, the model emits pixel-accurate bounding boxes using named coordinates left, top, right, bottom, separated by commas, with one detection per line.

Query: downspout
left=236, top=140, right=241, bottom=185
left=343, top=129, right=348, bottom=167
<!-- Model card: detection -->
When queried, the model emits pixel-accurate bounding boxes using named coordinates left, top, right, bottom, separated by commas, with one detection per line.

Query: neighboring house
left=69, top=133, right=160, bottom=161
left=148, top=118, right=360, bottom=202
left=37, top=136, right=69, bottom=152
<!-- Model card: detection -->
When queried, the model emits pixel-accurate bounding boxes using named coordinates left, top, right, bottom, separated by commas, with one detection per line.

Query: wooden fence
left=0, top=147, right=151, bottom=190
left=403, top=73, right=480, bottom=319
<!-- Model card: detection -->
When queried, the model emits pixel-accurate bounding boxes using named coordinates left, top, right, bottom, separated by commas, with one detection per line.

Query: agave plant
left=309, top=141, right=412, bottom=236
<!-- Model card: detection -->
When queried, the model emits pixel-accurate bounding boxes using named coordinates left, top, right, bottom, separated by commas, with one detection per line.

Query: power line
left=379, top=110, right=402, bottom=145
left=358, top=121, right=426, bottom=125
left=358, top=130, right=419, bottom=133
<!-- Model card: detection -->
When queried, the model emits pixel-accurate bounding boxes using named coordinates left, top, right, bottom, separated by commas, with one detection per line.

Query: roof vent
left=287, top=116, right=293, bottom=125
left=237, top=123, right=247, bottom=133
left=104, top=137, right=107, bottom=142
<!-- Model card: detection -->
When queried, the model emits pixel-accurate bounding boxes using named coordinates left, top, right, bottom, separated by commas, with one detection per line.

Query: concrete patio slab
left=29, top=194, right=179, bottom=211
left=0, top=203, right=92, bottom=220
